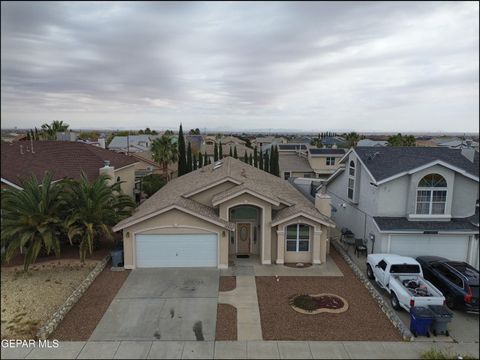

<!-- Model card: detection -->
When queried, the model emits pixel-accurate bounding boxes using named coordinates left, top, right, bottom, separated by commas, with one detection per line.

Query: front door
left=237, top=223, right=251, bottom=254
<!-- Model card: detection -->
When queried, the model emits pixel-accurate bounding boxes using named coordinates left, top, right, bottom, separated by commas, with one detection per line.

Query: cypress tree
left=249, top=153, right=253, bottom=165
left=186, top=142, right=192, bottom=173
left=229, top=146, right=233, bottom=157
left=214, top=143, right=218, bottom=162
left=273, top=146, right=280, bottom=176
left=178, top=124, right=186, bottom=175
left=198, top=152, right=203, bottom=168
left=26, top=131, right=31, bottom=141
left=193, top=154, right=197, bottom=170
left=263, top=150, right=269, bottom=173
left=269, top=147, right=275, bottom=174
left=259, top=147, right=263, bottom=170
left=243, top=151, right=248, bottom=163
left=234, top=146, right=238, bottom=159
left=34, top=127, right=39, bottom=140
left=208, top=157, right=212, bottom=164
left=204, top=151, right=208, bottom=166
left=253, top=146, right=258, bottom=167
left=219, top=142, right=223, bottom=159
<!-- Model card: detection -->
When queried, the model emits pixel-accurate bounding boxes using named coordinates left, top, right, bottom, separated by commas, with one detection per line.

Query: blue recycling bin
left=110, top=248, right=124, bottom=267
left=410, top=306, right=435, bottom=337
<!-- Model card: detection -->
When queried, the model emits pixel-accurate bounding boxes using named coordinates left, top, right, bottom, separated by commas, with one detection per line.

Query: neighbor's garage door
left=135, top=234, right=217, bottom=267
left=390, top=234, right=469, bottom=261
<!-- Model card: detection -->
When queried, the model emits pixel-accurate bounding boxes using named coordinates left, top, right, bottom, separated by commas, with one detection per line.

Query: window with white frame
left=326, top=157, right=336, bottom=166
left=347, top=160, right=355, bottom=200
left=416, top=174, right=447, bottom=215
left=286, top=224, right=310, bottom=252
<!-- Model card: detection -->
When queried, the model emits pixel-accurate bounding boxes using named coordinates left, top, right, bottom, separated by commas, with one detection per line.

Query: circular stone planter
left=289, top=293, right=349, bottom=314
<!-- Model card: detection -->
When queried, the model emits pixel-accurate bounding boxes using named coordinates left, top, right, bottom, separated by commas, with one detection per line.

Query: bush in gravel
left=289, top=294, right=317, bottom=312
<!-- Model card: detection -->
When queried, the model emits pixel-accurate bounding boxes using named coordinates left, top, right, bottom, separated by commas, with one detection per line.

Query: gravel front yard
left=51, top=266, right=130, bottom=341
left=255, top=248, right=402, bottom=341
left=215, top=304, right=237, bottom=340
left=1, top=261, right=97, bottom=339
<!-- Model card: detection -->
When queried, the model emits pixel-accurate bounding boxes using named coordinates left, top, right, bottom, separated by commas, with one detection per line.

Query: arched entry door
left=237, top=223, right=251, bottom=254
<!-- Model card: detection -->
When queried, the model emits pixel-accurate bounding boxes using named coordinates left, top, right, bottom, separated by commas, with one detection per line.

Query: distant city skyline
left=1, top=1, right=479, bottom=132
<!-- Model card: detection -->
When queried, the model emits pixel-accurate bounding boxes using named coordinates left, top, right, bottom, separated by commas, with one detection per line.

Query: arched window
left=416, top=174, right=447, bottom=215
left=286, top=224, right=310, bottom=252
left=348, top=160, right=355, bottom=200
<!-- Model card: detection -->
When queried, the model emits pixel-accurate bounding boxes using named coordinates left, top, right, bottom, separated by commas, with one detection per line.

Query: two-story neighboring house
left=324, top=147, right=479, bottom=268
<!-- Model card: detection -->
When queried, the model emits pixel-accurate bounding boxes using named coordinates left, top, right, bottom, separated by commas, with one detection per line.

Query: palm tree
left=63, top=172, right=135, bottom=262
left=1, top=173, right=66, bottom=271
left=151, top=135, right=179, bottom=181
left=345, top=132, right=360, bottom=148
left=41, top=120, right=69, bottom=140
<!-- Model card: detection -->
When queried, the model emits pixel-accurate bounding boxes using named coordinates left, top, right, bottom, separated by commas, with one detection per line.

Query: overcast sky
left=1, top=1, right=478, bottom=132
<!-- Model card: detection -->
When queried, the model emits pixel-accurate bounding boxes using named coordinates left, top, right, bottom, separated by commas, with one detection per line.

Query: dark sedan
left=416, top=256, right=479, bottom=312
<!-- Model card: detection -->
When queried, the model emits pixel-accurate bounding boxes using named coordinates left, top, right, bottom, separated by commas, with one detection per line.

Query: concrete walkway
left=2, top=340, right=479, bottom=359
left=218, top=276, right=263, bottom=341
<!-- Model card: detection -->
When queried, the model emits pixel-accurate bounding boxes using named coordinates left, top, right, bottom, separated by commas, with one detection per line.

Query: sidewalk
left=2, top=340, right=479, bottom=359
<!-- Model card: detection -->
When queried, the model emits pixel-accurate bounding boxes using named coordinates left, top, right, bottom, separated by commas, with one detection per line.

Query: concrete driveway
left=90, top=268, right=219, bottom=341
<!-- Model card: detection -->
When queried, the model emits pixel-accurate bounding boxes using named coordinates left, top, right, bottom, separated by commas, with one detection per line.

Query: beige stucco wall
left=114, top=164, right=136, bottom=198
left=190, top=181, right=237, bottom=206
left=218, top=193, right=273, bottom=264
left=308, top=156, right=341, bottom=172
left=121, top=208, right=228, bottom=269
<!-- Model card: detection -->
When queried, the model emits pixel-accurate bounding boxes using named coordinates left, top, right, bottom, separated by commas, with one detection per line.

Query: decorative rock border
left=36, top=255, right=111, bottom=340
left=290, top=293, right=349, bottom=314
left=331, top=240, right=414, bottom=341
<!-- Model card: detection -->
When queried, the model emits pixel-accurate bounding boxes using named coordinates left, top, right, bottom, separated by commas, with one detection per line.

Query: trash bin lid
left=411, top=306, right=434, bottom=318
left=428, top=305, right=453, bottom=316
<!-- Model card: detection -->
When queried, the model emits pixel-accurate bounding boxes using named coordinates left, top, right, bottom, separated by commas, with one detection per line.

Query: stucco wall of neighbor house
left=452, top=173, right=479, bottom=217
left=115, top=165, right=136, bottom=198
left=121, top=208, right=227, bottom=269
left=133, top=160, right=162, bottom=174
left=308, top=156, right=341, bottom=173
left=406, top=165, right=455, bottom=218
left=190, top=181, right=237, bottom=206
left=218, top=193, right=272, bottom=264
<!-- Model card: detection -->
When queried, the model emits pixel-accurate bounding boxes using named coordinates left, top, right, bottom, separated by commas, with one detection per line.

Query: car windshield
left=390, top=264, right=421, bottom=274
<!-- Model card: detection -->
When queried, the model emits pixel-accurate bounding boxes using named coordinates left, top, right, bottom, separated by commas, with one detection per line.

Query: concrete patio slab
left=277, top=341, right=313, bottom=359
left=308, top=341, right=349, bottom=359
left=181, top=341, right=215, bottom=359
left=77, top=341, right=120, bottom=359
left=147, top=341, right=184, bottom=359
left=343, top=341, right=400, bottom=359
left=214, top=341, right=247, bottom=359
left=113, top=341, right=152, bottom=359
left=26, top=342, right=85, bottom=359
left=90, top=298, right=166, bottom=341
left=116, top=268, right=219, bottom=299
left=1, top=346, right=34, bottom=359
left=247, top=341, right=280, bottom=359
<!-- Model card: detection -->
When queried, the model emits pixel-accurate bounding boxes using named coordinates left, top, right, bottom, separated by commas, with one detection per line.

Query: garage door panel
left=136, top=234, right=217, bottom=268
left=390, top=235, right=468, bottom=261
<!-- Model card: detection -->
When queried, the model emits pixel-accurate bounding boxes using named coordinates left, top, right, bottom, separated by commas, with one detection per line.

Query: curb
left=331, top=240, right=414, bottom=341
left=36, top=255, right=111, bottom=340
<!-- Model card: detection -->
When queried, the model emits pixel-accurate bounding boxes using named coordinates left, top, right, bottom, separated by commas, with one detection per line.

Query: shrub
left=290, top=294, right=317, bottom=312
left=142, top=174, right=166, bottom=197
left=420, top=348, right=476, bottom=360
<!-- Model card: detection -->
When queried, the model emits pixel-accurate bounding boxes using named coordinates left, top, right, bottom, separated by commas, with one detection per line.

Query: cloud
left=1, top=1, right=478, bottom=132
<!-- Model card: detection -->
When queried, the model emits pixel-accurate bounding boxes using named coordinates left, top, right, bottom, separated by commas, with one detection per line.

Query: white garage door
left=135, top=234, right=217, bottom=268
left=390, top=234, right=469, bottom=261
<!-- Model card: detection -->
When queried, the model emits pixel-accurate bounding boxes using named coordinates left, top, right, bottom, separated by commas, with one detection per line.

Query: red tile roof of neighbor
left=1, top=141, right=138, bottom=188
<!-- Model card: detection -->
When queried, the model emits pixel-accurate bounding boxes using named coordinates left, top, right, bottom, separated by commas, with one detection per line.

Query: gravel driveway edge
left=36, top=255, right=111, bottom=340
left=331, top=240, right=413, bottom=341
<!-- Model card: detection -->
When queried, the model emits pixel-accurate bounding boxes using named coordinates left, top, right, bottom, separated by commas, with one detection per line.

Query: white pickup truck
left=366, top=254, right=445, bottom=312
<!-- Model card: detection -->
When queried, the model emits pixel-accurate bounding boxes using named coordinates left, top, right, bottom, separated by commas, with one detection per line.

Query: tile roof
left=309, top=148, right=346, bottom=155
left=354, top=147, right=479, bottom=182
left=114, top=157, right=334, bottom=230
left=373, top=216, right=478, bottom=232
left=279, top=154, right=313, bottom=173
left=1, top=141, right=138, bottom=187
left=278, top=144, right=307, bottom=151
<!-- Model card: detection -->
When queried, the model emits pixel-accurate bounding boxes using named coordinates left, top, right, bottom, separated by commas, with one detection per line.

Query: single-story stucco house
left=113, top=157, right=335, bottom=269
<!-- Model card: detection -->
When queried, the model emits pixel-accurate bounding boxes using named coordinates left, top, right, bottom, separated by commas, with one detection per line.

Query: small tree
left=219, top=142, right=223, bottom=159
left=142, top=174, right=167, bottom=197
left=204, top=151, right=209, bottom=166
left=234, top=146, right=238, bottom=159
left=214, top=143, right=219, bottom=162
left=243, top=151, right=248, bottom=163
left=259, top=147, right=263, bottom=170
left=198, top=152, right=203, bottom=168
left=151, top=135, right=178, bottom=181
left=249, top=153, right=253, bottom=165
left=263, top=150, right=269, bottom=173
left=253, top=146, right=258, bottom=167
left=229, top=146, right=233, bottom=157
left=269, top=147, right=275, bottom=174
left=193, top=154, right=197, bottom=170
left=186, top=142, right=192, bottom=173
